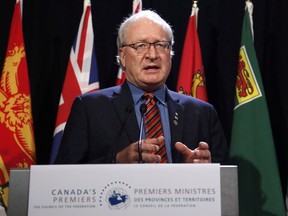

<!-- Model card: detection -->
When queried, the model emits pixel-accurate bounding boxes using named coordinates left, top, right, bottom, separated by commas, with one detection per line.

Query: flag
left=229, top=2, right=286, bottom=216
left=176, top=2, right=207, bottom=101
left=132, top=0, right=142, bottom=13
left=0, top=0, right=36, bottom=211
left=115, top=0, right=142, bottom=85
left=115, top=67, right=126, bottom=85
left=50, top=0, right=100, bottom=163
left=286, top=186, right=288, bottom=215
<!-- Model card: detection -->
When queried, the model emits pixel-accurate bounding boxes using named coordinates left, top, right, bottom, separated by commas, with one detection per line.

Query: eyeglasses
left=122, top=41, right=171, bottom=55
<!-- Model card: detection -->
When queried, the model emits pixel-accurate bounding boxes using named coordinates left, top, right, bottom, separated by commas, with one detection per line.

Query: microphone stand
left=138, top=103, right=147, bottom=163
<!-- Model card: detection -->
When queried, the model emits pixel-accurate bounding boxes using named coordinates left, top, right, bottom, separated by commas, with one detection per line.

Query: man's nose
left=145, top=44, right=158, bottom=59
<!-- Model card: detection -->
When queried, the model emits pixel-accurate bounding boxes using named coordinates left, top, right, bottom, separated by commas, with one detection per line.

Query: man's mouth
left=144, top=65, right=160, bottom=70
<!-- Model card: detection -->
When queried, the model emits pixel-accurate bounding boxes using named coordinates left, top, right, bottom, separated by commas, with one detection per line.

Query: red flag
left=50, top=0, right=100, bottom=163
left=132, top=0, right=142, bottom=13
left=115, top=0, right=142, bottom=85
left=176, top=4, right=208, bottom=101
left=0, top=0, right=36, bottom=210
left=115, top=68, right=126, bottom=85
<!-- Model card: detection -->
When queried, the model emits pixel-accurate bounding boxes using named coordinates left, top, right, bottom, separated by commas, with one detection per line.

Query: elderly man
left=55, top=10, right=229, bottom=164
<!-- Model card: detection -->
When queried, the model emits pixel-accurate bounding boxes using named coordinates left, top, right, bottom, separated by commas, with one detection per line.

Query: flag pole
left=192, top=1, right=199, bottom=29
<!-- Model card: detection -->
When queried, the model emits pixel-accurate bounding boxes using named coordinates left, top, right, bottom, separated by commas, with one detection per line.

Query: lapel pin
left=173, top=112, right=179, bottom=125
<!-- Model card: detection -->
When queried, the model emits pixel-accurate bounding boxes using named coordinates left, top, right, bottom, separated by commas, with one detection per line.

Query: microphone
left=112, top=105, right=133, bottom=163
left=138, top=103, right=147, bottom=163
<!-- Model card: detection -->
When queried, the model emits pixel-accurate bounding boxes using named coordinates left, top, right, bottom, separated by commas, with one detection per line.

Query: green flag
left=229, top=2, right=286, bottom=216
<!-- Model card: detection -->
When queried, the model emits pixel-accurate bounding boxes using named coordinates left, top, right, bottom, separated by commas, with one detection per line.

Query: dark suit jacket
left=55, top=82, right=229, bottom=164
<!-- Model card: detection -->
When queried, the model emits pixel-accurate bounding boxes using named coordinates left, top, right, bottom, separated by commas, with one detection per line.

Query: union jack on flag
left=50, top=0, right=100, bottom=163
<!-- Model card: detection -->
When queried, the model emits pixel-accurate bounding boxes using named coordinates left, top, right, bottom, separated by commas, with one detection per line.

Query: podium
left=7, top=165, right=238, bottom=216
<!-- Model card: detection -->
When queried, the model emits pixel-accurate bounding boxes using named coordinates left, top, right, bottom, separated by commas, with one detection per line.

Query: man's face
left=119, top=18, right=172, bottom=92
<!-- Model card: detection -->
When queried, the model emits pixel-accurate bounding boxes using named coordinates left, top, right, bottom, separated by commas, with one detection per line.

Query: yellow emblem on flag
left=0, top=156, right=9, bottom=208
left=191, top=70, right=205, bottom=98
left=0, top=0, right=36, bottom=211
left=0, top=44, right=36, bottom=162
left=235, top=46, right=261, bottom=108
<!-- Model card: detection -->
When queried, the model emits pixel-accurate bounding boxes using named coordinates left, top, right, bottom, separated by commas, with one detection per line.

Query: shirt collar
left=127, top=81, right=166, bottom=106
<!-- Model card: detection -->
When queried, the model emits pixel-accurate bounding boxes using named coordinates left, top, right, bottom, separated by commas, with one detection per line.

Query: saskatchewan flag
left=229, top=2, right=286, bottom=216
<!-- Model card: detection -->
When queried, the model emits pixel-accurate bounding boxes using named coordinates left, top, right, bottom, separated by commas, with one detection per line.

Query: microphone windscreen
left=140, top=103, right=147, bottom=115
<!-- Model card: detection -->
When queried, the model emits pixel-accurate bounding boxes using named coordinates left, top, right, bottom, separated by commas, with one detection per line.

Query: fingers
left=141, top=136, right=164, bottom=163
left=198, top=141, right=209, bottom=150
left=195, top=142, right=210, bottom=161
left=116, top=137, right=165, bottom=163
left=117, top=139, right=211, bottom=164
left=175, top=141, right=211, bottom=163
left=116, top=143, right=139, bottom=163
left=141, top=137, right=162, bottom=152
left=143, top=153, right=161, bottom=163
left=175, top=142, right=193, bottom=155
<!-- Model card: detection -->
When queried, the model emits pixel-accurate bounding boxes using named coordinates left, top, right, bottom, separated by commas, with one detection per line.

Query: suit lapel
left=166, top=90, right=185, bottom=162
left=111, top=82, right=139, bottom=148
left=110, top=84, right=186, bottom=161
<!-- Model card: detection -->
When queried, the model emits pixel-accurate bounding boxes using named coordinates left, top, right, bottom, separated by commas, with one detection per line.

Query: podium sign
left=28, top=164, right=221, bottom=216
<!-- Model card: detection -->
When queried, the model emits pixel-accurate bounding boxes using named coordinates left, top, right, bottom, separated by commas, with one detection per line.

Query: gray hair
left=116, top=10, right=174, bottom=67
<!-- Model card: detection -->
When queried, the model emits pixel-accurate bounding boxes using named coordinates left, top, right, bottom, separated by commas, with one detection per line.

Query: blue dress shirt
left=127, top=82, right=172, bottom=163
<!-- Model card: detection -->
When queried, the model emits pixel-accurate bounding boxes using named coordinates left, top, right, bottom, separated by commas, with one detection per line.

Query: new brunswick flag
left=176, top=2, right=207, bottom=101
left=229, top=1, right=286, bottom=216
left=0, top=0, right=36, bottom=211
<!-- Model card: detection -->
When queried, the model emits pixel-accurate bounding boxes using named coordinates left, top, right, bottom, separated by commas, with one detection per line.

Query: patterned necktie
left=144, top=93, right=168, bottom=163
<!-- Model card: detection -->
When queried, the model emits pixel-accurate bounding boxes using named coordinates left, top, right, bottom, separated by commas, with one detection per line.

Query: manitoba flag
left=115, top=0, right=142, bottom=85
left=0, top=0, right=36, bottom=210
left=50, top=0, right=100, bottom=163
left=176, top=3, right=207, bottom=101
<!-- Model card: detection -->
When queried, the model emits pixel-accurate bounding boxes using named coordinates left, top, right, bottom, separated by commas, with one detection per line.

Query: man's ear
left=118, top=48, right=126, bottom=70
